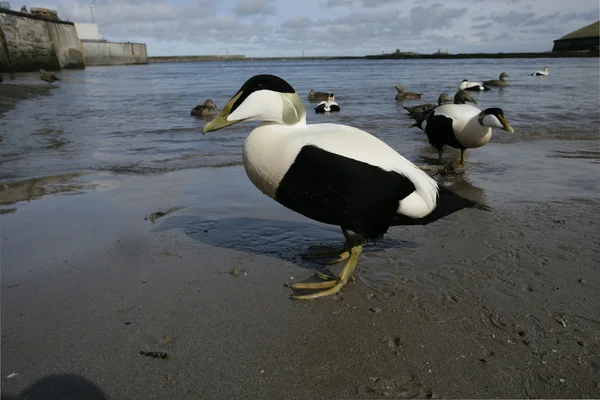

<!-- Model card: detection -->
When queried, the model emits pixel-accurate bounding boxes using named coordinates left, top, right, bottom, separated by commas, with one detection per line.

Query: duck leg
left=437, top=148, right=444, bottom=165
left=301, top=241, right=349, bottom=264
left=458, top=149, right=466, bottom=166
left=289, top=230, right=363, bottom=300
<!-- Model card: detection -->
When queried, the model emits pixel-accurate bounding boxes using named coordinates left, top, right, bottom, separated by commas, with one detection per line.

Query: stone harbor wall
left=0, top=9, right=84, bottom=73
left=81, top=40, right=148, bottom=66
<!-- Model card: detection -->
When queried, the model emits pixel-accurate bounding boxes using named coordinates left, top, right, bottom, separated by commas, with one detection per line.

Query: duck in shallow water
left=201, top=74, right=490, bottom=300
left=414, top=103, right=514, bottom=166
left=307, top=89, right=330, bottom=102
left=191, top=99, right=218, bottom=117
left=39, top=69, right=60, bottom=85
left=395, top=85, right=422, bottom=101
left=531, top=67, right=549, bottom=76
left=403, top=93, right=452, bottom=119
left=408, top=91, right=477, bottom=127
left=483, top=72, right=509, bottom=87
left=459, top=79, right=491, bottom=91
left=315, top=93, right=340, bottom=113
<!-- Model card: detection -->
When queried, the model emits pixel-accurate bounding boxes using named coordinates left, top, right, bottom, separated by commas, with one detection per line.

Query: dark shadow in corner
left=152, top=215, right=420, bottom=273
left=1, top=373, right=106, bottom=400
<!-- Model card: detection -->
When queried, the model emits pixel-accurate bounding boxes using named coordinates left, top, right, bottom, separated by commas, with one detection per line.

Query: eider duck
left=453, top=90, right=478, bottom=105
left=308, top=89, right=330, bottom=102
left=415, top=104, right=514, bottom=166
left=409, top=91, right=477, bottom=127
left=459, top=79, right=490, bottom=91
left=191, top=99, right=218, bottom=117
left=314, top=94, right=340, bottom=113
left=403, top=93, right=452, bottom=119
left=202, top=74, right=490, bottom=300
left=39, top=69, right=60, bottom=85
left=483, top=72, right=509, bottom=87
left=531, top=67, right=549, bottom=76
left=395, top=85, right=422, bottom=101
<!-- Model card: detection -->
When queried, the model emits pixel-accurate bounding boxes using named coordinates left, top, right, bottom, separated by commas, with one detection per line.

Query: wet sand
left=1, top=143, right=599, bottom=399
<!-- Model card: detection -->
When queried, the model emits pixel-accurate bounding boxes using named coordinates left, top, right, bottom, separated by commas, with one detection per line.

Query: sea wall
left=81, top=41, right=148, bottom=66
left=0, top=9, right=84, bottom=73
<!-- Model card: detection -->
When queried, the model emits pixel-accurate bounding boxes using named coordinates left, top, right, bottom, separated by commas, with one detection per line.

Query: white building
left=75, top=23, right=100, bottom=40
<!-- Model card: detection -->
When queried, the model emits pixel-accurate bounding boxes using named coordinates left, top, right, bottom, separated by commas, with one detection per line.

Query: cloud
left=233, top=0, right=275, bottom=16
left=28, top=0, right=600, bottom=56
left=409, top=3, right=468, bottom=32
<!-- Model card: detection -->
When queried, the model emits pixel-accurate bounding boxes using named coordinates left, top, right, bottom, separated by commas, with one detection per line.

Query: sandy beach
left=1, top=155, right=599, bottom=399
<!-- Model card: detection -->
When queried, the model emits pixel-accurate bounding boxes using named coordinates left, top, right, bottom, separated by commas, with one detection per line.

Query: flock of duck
left=196, top=67, right=550, bottom=300
left=4, top=65, right=549, bottom=300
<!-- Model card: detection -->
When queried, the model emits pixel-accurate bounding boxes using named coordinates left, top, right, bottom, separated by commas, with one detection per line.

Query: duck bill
left=470, top=98, right=478, bottom=105
left=202, top=92, right=242, bottom=134
left=498, top=115, right=514, bottom=132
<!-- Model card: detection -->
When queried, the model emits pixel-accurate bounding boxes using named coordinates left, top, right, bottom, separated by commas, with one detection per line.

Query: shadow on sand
left=153, top=215, right=420, bottom=272
left=1, top=373, right=106, bottom=400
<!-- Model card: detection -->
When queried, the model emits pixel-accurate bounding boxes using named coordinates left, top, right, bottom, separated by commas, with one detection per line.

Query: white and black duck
left=202, top=74, right=490, bottom=300
left=531, top=67, right=549, bottom=76
left=314, top=94, right=340, bottom=113
left=414, top=104, right=514, bottom=166
left=459, top=79, right=490, bottom=91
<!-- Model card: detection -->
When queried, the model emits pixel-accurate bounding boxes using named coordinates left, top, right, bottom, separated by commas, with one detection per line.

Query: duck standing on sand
left=531, top=67, right=549, bottom=76
left=459, top=79, right=490, bottom=91
left=307, top=89, right=330, bottom=102
left=403, top=93, right=452, bottom=120
left=39, top=69, right=60, bottom=85
left=201, top=73, right=489, bottom=300
left=315, top=94, right=340, bottom=113
left=191, top=99, right=218, bottom=117
left=395, top=85, right=422, bottom=101
left=414, top=103, right=514, bottom=166
left=483, top=72, right=509, bottom=87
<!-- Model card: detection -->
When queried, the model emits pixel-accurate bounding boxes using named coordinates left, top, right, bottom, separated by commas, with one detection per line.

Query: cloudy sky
left=32, top=0, right=599, bottom=56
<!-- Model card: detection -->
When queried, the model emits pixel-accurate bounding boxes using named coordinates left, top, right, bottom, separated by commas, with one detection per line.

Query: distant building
left=552, top=20, right=599, bottom=52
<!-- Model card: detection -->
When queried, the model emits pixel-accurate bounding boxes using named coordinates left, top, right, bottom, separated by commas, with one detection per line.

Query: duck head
left=438, top=93, right=452, bottom=105
left=499, top=72, right=509, bottom=80
left=454, top=90, right=478, bottom=105
left=478, top=108, right=514, bottom=132
left=202, top=74, right=306, bottom=133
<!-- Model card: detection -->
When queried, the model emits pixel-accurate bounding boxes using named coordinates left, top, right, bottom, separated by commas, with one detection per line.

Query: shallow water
left=0, top=58, right=598, bottom=184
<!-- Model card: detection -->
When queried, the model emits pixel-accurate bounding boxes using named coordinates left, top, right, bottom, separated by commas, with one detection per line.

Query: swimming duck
left=483, top=72, right=509, bottom=87
left=202, top=74, right=489, bottom=300
left=395, top=85, right=422, bottom=101
left=191, top=99, right=218, bottom=117
left=408, top=91, right=477, bottom=127
left=403, top=93, right=452, bottom=119
left=459, top=79, right=490, bottom=91
left=39, top=69, right=60, bottom=85
left=308, top=89, right=330, bottom=102
left=531, top=67, right=549, bottom=76
left=414, top=104, right=514, bottom=166
left=314, top=94, right=340, bottom=113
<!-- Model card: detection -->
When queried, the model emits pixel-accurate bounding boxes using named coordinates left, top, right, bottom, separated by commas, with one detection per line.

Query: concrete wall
left=81, top=41, right=148, bottom=66
left=0, top=9, right=84, bottom=72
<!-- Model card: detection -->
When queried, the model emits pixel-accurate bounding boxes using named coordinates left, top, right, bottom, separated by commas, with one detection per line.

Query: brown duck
left=191, top=99, right=218, bottom=117
left=307, top=89, right=330, bottom=102
left=39, top=69, right=60, bottom=85
left=483, top=72, right=509, bottom=87
left=395, top=85, right=422, bottom=101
